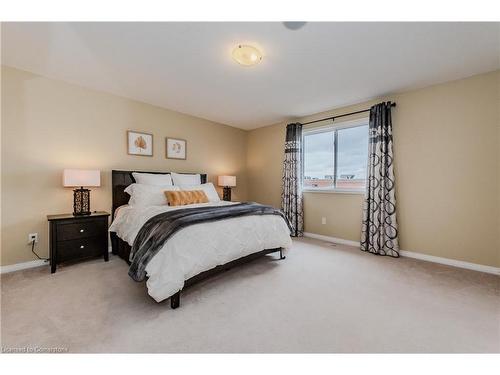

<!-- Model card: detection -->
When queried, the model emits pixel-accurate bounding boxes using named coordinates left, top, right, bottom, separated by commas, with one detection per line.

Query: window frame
left=302, top=117, right=369, bottom=195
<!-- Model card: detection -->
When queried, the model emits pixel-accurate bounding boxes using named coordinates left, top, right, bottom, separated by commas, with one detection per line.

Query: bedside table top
left=47, top=211, right=110, bottom=221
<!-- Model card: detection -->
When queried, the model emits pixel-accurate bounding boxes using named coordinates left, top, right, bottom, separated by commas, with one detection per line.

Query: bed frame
left=110, top=169, right=285, bottom=309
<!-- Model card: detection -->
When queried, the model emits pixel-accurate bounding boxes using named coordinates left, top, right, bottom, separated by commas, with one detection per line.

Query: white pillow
left=132, top=172, right=173, bottom=186
left=171, top=172, right=201, bottom=186
left=180, top=183, right=220, bottom=202
left=124, top=183, right=179, bottom=206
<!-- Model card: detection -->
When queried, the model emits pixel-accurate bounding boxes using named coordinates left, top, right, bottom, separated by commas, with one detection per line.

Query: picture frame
left=166, top=137, right=187, bottom=160
left=127, top=130, right=153, bottom=157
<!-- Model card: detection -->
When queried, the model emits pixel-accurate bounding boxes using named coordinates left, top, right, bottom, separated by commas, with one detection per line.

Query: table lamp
left=218, top=175, right=236, bottom=201
left=63, top=169, right=101, bottom=215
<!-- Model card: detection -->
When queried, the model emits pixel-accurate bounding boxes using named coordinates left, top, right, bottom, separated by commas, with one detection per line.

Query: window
left=303, top=119, right=369, bottom=192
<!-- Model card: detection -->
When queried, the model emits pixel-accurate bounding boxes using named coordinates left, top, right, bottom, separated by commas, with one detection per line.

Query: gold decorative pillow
left=165, top=190, right=209, bottom=206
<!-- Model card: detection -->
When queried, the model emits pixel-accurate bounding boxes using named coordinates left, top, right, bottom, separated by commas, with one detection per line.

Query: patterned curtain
left=281, top=123, right=304, bottom=237
left=360, top=102, right=399, bottom=257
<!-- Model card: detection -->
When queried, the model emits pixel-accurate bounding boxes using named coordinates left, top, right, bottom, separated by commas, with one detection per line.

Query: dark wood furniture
left=222, top=187, right=232, bottom=201
left=47, top=211, right=110, bottom=273
left=110, top=170, right=285, bottom=309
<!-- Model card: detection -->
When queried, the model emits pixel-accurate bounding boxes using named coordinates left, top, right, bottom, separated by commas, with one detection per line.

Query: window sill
left=302, top=188, right=365, bottom=195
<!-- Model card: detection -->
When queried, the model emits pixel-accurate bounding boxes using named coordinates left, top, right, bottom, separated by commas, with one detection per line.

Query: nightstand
left=47, top=211, right=110, bottom=273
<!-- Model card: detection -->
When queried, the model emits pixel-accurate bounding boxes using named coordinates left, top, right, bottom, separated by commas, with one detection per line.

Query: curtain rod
left=301, top=102, right=397, bottom=126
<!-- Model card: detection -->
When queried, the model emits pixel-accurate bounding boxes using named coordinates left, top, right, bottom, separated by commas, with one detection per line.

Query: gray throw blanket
left=128, top=202, right=291, bottom=281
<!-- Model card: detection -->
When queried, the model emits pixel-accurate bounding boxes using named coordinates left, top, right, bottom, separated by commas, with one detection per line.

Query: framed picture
left=166, top=137, right=187, bottom=160
left=127, top=130, right=153, bottom=156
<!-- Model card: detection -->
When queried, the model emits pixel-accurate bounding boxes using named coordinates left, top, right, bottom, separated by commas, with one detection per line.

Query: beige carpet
left=1, top=238, right=499, bottom=353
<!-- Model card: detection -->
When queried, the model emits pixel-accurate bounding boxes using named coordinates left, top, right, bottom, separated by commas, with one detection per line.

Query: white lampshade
left=63, top=169, right=101, bottom=187
left=218, top=175, right=236, bottom=187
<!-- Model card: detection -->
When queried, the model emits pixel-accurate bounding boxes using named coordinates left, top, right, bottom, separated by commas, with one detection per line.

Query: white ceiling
left=2, top=22, right=499, bottom=130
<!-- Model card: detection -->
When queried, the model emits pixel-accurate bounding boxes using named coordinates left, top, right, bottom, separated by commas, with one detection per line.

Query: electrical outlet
left=28, top=233, right=38, bottom=243
left=321, top=217, right=327, bottom=225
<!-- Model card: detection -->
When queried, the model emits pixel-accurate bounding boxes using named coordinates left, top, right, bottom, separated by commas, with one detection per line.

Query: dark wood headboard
left=111, top=170, right=207, bottom=218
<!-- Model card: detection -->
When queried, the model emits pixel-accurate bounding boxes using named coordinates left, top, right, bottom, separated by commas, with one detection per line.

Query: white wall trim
left=303, top=232, right=360, bottom=247
left=398, top=250, right=500, bottom=276
left=303, top=232, right=500, bottom=276
left=303, top=189, right=365, bottom=195
left=0, top=259, right=48, bottom=274
left=1, top=247, right=113, bottom=275
left=3, top=239, right=498, bottom=276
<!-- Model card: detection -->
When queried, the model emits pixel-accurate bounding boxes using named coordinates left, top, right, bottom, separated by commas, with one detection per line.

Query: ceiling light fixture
left=232, top=45, right=263, bottom=67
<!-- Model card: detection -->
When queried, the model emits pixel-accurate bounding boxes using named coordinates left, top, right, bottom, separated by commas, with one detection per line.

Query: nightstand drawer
left=57, top=236, right=105, bottom=262
left=57, top=219, right=106, bottom=241
left=48, top=211, right=110, bottom=273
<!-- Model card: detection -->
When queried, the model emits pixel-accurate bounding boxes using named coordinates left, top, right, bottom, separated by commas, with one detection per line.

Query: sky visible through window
left=304, top=124, right=368, bottom=189
left=304, top=130, right=334, bottom=179
left=336, top=125, right=369, bottom=180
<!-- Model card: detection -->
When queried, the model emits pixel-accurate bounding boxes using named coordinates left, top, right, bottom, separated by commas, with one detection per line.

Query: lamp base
left=222, top=187, right=232, bottom=201
left=73, top=187, right=91, bottom=216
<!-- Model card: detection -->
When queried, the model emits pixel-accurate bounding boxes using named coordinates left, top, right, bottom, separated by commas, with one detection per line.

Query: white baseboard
left=1, top=247, right=113, bottom=275
left=303, top=232, right=360, bottom=247
left=3, top=239, right=497, bottom=276
left=0, top=259, right=48, bottom=274
left=303, top=232, right=500, bottom=276
left=398, top=250, right=500, bottom=275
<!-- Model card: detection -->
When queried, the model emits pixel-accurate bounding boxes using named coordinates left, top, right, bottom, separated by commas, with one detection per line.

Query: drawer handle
left=80, top=245, right=85, bottom=249
left=80, top=229, right=85, bottom=233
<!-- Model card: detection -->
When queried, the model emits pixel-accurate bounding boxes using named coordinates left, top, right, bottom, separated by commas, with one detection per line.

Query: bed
left=109, top=170, right=292, bottom=309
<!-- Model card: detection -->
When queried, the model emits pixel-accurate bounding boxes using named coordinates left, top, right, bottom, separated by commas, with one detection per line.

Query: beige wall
left=1, top=66, right=248, bottom=266
left=2, top=66, right=499, bottom=269
left=247, top=70, right=500, bottom=268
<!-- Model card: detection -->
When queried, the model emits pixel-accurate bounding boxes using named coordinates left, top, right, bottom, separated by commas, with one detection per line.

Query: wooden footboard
left=110, top=231, right=285, bottom=309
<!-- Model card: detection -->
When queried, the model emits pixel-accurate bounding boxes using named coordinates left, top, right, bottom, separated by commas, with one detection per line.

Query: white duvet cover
left=109, top=201, right=292, bottom=302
